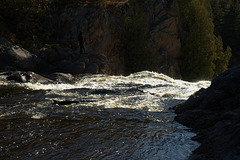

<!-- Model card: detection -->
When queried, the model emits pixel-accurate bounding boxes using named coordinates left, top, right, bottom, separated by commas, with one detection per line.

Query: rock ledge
left=174, top=66, right=240, bottom=160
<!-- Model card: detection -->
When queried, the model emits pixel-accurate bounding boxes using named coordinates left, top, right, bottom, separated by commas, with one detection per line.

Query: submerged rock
left=53, top=100, right=79, bottom=105
left=174, top=66, right=240, bottom=160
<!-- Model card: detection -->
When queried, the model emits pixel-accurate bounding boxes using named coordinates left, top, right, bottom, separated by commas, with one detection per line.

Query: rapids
left=0, top=71, right=210, bottom=160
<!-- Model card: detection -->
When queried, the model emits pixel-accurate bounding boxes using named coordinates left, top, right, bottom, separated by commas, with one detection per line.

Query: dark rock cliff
left=50, top=0, right=182, bottom=77
left=174, top=66, right=240, bottom=160
left=0, top=0, right=182, bottom=78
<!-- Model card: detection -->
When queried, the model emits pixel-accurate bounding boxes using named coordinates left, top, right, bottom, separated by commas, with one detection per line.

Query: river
left=0, top=71, right=210, bottom=160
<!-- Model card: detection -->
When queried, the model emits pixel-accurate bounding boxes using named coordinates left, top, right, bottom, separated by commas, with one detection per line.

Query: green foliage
left=124, top=0, right=161, bottom=74
left=0, top=0, right=53, bottom=50
left=179, top=0, right=232, bottom=81
left=211, top=0, right=240, bottom=67
left=180, top=0, right=215, bottom=80
left=214, top=36, right=232, bottom=76
left=0, top=0, right=94, bottom=51
left=0, top=0, right=128, bottom=52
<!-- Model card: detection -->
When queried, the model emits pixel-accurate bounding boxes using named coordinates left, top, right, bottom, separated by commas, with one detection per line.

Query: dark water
left=0, top=71, right=210, bottom=160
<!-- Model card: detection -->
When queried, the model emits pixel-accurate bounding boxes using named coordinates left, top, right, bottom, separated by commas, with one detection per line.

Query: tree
left=214, top=36, right=232, bottom=76
left=179, top=0, right=217, bottom=80
left=179, top=0, right=232, bottom=81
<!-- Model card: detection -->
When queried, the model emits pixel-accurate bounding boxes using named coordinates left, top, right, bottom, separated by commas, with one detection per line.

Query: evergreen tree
left=179, top=0, right=216, bottom=80
left=214, top=36, right=232, bottom=76
left=210, top=0, right=240, bottom=67
left=179, top=0, right=232, bottom=80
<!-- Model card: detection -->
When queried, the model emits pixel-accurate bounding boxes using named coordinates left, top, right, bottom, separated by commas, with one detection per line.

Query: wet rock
left=57, top=58, right=86, bottom=74
left=85, top=63, right=98, bottom=74
left=46, top=72, right=74, bottom=83
left=55, top=53, right=106, bottom=74
left=53, top=100, right=79, bottom=105
left=174, top=66, right=240, bottom=160
left=6, top=72, right=31, bottom=83
left=85, top=53, right=107, bottom=74
left=70, top=61, right=86, bottom=74
left=1, top=71, right=53, bottom=83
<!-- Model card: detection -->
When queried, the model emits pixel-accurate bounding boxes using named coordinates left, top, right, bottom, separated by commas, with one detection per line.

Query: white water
left=21, top=71, right=209, bottom=111
left=0, top=71, right=210, bottom=160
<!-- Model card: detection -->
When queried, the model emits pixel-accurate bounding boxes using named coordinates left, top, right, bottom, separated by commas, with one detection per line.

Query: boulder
left=85, top=63, right=98, bottom=74
left=67, top=61, right=86, bottom=74
left=0, top=38, right=35, bottom=71
left=44, top=72, right=74, bottom=83
left=87, top=53, right=107, bottom=74
left=39, top=47, right=75, bottom=64
left=174, top=66, right=240, bottom=160
left=0, top=37, right=108, bottom=76
left=0, top=37, right=55, bottom=73
left=0, top=71, right=79, bottom=84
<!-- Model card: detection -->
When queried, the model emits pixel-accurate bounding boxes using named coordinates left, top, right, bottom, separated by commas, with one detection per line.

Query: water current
left=0, top=71, right=210, bottom=160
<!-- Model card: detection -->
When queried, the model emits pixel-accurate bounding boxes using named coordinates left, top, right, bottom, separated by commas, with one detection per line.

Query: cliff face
left=51, top=0, right=181, bottom=77
left=52, top=5, right=126, bottom=75
left=147, top=0, right=181, bottom=78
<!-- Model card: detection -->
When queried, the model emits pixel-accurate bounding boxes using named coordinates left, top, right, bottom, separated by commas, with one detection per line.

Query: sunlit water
left=0, top=71, right=210, bottom=160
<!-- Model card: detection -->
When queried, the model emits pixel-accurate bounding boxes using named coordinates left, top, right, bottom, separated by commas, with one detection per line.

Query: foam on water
left=0, top=71, right=210, bottom=160
left=21, top=71, right=210, bottom=98
left=17, top=71, right=210, bottom=112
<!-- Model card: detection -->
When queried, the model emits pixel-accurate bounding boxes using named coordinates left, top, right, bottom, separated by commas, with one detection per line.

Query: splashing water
left=0, top=71, right=210, bottom=160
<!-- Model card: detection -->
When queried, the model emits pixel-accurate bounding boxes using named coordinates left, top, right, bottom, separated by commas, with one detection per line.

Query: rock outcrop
left=174, top=66, right=240, bottom=160
left=50, top=0, right=181, bottom=77
left=0, top=37, right=107, bottom=75
left=147, top=0, right=182, bottom=78
left=52, top=5, right=126, bottom=75
left=0, top=37, right=39, bottom=71
left=0, top=71, right=77, bottom=83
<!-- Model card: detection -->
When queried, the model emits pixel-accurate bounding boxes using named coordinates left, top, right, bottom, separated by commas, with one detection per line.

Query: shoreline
left=174, top=66, right=240, bottom=160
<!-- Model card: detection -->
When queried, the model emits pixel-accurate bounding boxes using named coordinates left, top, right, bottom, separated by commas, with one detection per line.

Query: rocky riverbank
left=174, top=66, right=240, bottom=160
left=1, top=0, right=183, bottom=78
left=0, top=37, right=107, bottom=78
